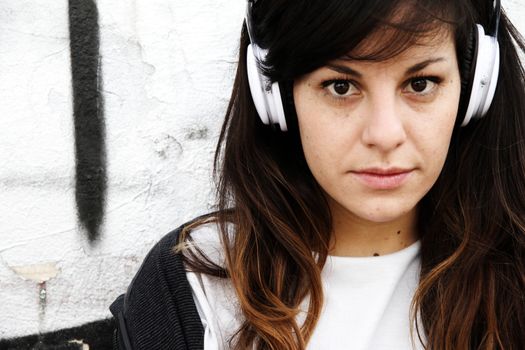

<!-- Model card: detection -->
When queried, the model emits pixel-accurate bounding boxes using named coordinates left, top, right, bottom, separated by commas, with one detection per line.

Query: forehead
left=344, top=23, right=455, bottom=62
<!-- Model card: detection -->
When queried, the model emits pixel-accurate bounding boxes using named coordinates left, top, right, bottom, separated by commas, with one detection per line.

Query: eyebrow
left=326, top=64, right=362, bottom=78
left=326, top=57, right=447, bottom=77
left=405, top=57, right=447, bottom=75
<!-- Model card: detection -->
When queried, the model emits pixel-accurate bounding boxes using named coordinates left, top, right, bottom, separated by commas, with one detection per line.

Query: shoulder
left=110, top=215, right=220, bottom=349
left=183, top=217, right=229, bottom=267
left=183, top=221, right=244, bottom=348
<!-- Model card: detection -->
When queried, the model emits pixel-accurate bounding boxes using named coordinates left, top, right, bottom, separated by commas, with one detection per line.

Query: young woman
left=111, top=0, right=525, bottom=349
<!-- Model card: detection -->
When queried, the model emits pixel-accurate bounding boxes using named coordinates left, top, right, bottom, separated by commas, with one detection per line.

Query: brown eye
left=404, top=76, right=441, bottom=96
left=334, top=81, right=350, bottom=95
left=321, top=79, right=359, bottom=99
left=324, top=80, right=358, bottom=98
left=411, top=78, right=428, bottom=92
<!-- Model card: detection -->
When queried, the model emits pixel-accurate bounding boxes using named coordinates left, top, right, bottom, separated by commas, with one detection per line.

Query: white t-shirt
left=186, top=223, right=426, bottom=350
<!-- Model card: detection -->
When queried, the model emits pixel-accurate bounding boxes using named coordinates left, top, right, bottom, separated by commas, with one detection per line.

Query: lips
left=350, top=167, right=413, bottom=190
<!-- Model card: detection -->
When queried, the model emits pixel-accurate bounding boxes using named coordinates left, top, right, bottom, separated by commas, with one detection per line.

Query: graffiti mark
left=68, top=0, right=106, bottom=243
left=0, top=318, right=115, bottom=349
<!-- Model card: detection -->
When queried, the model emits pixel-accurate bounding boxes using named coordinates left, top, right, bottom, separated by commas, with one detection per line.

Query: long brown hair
left=180, top=0, right=525, bottom=349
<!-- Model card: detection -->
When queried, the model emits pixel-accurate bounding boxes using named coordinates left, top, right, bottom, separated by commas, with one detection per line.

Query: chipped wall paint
left=11, top=263, right=59, bottom=283
left=68, top=339, right=90, bottom=350
left=0, top=0, right=524, bottom=340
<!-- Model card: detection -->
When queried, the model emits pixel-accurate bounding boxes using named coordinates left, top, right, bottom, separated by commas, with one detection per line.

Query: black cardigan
left=110, top=224, right=204, bottom=350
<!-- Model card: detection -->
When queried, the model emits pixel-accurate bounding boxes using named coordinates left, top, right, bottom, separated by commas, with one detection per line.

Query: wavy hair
left=180, top=0, right=525, bottom=349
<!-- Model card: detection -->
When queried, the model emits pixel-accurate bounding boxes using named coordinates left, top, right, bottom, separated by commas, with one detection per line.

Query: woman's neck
left=328, top=203, right=419, bottom=257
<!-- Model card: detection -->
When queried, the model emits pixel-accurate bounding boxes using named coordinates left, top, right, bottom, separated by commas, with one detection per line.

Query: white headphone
left=461, top=22, right=500, bottom=126
left=245, top=0, right=501, bottom=131
left=246, top=43, right=288, bottom=131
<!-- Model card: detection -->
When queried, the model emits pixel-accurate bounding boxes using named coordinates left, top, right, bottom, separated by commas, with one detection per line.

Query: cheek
left=295, top=80, right=356, bottom=142
left=295, top=85, right=330, bottom=164
left=297, top=112, right=334, bottom=179
left=295, top=91, right=352, bottom=177
left=413, top=102, right=458, bottom=176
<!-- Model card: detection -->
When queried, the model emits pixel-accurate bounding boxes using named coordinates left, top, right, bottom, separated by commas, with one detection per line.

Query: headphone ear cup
left=246, top=44, right=288, bottom=131
left=246, top=44, right=271, bottom=125
left=461, top=24, right=500, bottom=127
left=270, top=82, right=288, bottom=131
left=279, top=80, right=297, bottom=132
left=459, top=28, right=477, bottom=117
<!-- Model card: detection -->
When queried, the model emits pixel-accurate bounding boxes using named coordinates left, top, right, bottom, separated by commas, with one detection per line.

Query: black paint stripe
left=0, top=318, right=115, bottom=349
left=68, top=0, right=106, bottom=243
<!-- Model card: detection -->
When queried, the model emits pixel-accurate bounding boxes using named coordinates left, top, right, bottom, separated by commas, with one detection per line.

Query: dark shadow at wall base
left=0, top=318, right=115, bottom=350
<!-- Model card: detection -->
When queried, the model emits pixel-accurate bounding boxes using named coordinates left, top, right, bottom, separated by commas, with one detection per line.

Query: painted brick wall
left=1, top=0, right=524, bottom=346
left=1, top=0, right=244, bottom=341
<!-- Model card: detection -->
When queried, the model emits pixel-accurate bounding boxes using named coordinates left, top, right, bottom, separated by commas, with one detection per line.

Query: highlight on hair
left=179, top=1, right=525, bottom=349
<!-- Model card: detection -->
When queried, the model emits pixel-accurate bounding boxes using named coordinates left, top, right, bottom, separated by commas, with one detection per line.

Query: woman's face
left=294, top=30, right=461, bottom=225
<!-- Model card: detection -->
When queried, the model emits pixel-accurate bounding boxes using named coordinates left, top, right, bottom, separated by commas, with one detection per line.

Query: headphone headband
left=245, top=0, right=257, bottom=44
left=245, top=0, right=501, bottom=130
left=489, top=0, right=501, bottom=36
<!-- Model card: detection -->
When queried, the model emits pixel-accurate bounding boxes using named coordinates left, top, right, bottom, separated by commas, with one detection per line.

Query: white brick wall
left=0, top=0, right=523, bottom=338
left=0, top=0, right=244, bottom=338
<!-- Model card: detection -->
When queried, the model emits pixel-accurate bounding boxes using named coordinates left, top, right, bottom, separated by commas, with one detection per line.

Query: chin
left=344, top=200, right=418, bottom=225
left=358, top=210, right=411, bottom=224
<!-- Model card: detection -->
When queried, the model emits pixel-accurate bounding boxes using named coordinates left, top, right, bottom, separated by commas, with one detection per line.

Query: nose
left=361, top=93, right=407, bottom=152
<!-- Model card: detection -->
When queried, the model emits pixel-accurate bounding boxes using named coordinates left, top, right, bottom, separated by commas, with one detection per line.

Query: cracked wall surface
left=1, top=0, right=524, bottom=341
